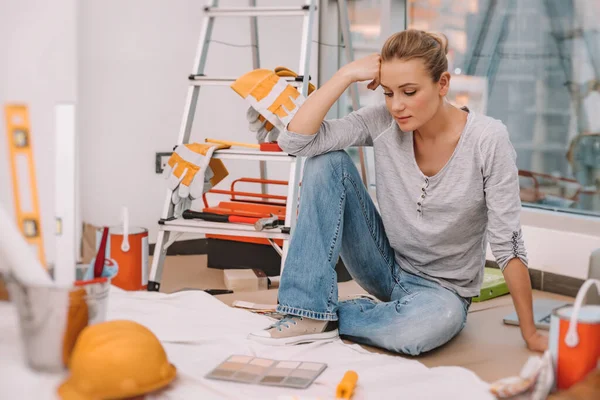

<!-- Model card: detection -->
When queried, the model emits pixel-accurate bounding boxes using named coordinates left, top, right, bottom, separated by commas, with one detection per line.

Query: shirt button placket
left=417, top=178, right=429, bottom=218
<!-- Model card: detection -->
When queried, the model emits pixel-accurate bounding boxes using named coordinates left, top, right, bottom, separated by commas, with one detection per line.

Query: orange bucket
left=549, top=279, right=600, bottom=390
left=96, top=208, right=149, bottom=291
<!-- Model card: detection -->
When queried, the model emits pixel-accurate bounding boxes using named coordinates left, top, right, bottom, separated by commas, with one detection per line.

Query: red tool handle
left=259, top=142, right=282, bottom=152
left=94, top=227, right=109, bottom=278
left=228, top=215, right=259, bottom=224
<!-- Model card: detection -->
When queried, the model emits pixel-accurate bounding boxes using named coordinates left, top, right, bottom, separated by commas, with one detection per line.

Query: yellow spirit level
left=4, top=104, right=46, bottom=268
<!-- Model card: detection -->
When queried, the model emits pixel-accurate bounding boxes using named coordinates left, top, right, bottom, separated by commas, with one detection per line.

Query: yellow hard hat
left=58, top=320, right=177, bottom=400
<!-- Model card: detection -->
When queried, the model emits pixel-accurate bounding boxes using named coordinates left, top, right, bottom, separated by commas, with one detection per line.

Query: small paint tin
left=549, top=279, right=600, bottom=390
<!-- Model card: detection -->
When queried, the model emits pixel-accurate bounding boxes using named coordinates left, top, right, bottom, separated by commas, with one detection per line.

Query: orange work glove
left=233, top=66, right=316, bottom=143
left=163, top=142, right=229, bottom=203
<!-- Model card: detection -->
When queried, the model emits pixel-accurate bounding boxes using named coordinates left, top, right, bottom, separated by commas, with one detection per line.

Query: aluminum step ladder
left=147, top=0, right=361, bottom=292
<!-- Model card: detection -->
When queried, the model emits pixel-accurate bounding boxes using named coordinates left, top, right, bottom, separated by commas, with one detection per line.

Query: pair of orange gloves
left=163, top=66, right=316, bottom=210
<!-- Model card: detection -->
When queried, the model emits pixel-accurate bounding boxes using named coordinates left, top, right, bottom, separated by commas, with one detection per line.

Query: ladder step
left=204, top=6, right=311, bottom=17
left=213, top=148, right=296, bottom=162
left=188, top=76, right=238, bottom=85
left=211, top=148, right=296, bottom=163
left=159, top=217, right=291, bottom=240
left=189, top=75, right=309, bottom=87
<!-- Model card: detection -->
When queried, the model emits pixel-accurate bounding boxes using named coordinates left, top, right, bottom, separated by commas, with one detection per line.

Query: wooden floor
left=157, top=254, right=575, bottom=384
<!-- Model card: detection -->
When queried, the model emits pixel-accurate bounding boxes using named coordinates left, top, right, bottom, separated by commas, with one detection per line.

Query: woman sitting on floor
left=248, top=29, right=547, bottom=356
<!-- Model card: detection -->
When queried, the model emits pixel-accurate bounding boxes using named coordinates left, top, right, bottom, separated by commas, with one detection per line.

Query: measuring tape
left=4, top=104, right=46, bottom=268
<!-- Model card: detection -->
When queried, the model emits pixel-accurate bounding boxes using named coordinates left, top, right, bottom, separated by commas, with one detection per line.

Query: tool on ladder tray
left=148, top=1, right=361, bottom=293
left=4, top=104, right=46, bottom=268
left=201, top=178, right=289, bottom=250
left=254, top=214, right=281, bottom=231
left=181, top=210, right=282, bottom=231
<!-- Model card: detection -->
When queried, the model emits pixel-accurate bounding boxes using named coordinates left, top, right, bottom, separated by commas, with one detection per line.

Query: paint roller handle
left=565, top=278, right=600, bottom=347
left=94, top=227, right=109, bottom=278
left=336, top=370, right=358, bottom=399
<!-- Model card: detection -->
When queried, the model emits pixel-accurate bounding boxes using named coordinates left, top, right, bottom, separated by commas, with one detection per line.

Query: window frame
left=318, top=0, right=600, bottom=279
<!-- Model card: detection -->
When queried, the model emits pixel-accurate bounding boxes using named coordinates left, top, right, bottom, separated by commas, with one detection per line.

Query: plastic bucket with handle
left=549, top=278, right=600, bottom=390
left=96, top=207, right=148, bottom=291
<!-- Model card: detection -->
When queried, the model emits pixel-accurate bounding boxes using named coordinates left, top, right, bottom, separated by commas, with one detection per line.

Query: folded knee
left=380, top=335, right=430, bottom=356
left=378, top=308, right=466, bottom=356
left=303, top=151, right=352, bottom=179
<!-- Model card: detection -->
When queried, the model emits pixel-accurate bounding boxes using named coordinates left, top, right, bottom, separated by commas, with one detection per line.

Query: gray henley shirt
left=278, top=103, right=529, bottom=298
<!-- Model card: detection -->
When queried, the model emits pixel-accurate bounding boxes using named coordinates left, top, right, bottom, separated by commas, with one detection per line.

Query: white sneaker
left=248, top=315, right=339, bottom=346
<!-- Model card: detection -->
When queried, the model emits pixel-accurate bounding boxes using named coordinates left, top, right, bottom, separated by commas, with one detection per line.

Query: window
left=407, top=0, right=600, bottom=216
left=342, top=0, right=408, bottom=192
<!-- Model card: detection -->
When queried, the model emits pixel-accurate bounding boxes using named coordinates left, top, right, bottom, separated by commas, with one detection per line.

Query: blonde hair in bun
left=381, top=29, right=449, bottom=82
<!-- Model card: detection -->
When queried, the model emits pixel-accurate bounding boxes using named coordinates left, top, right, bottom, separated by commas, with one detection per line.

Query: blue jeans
left=277, top=151, right=471, bottom=355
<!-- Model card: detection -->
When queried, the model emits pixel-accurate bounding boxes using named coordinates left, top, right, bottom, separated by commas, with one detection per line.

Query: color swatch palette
left=205, top=355, right=327, bottom=389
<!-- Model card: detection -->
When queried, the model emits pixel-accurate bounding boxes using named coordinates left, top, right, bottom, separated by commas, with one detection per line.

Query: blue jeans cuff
left=276, top=304, right=338, bottom=321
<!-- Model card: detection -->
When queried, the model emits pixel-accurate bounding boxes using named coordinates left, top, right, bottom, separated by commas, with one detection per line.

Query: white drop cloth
left=0, top=286, right=494, bottom=399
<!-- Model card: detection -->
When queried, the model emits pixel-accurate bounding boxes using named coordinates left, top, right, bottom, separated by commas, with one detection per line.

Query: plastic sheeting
left=0, top=286, right=494, bottom=399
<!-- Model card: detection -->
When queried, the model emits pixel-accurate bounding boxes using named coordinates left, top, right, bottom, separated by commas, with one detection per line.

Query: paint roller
left=277, top=370, right=359, bottom=400
left=336, top=370, right=358, bottom=399
left=0, top=203, right=53, bottom=285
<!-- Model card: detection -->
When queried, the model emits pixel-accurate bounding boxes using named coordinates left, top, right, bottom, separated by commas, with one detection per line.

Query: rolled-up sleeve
left=481, top=123, right=529, bottom=270
left=278, top=104, right=389, bottom=157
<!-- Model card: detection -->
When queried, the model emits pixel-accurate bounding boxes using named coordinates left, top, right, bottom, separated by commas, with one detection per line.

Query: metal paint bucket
left=549, top=279, right=600, bottom=390
left=95, top=207, right=149, bottom=291
left=74, top=277, right=111, bottom=325
left=5, top=274, right=111, bottom=372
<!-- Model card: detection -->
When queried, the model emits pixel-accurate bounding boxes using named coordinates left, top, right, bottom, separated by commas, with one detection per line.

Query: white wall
left=0, top=0, right=77, bottom=266
left=78, top=0, right=319, bottom=242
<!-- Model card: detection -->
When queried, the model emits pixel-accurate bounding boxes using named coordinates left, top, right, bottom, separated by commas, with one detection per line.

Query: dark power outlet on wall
left=155, top=152, right=173, bottom=174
